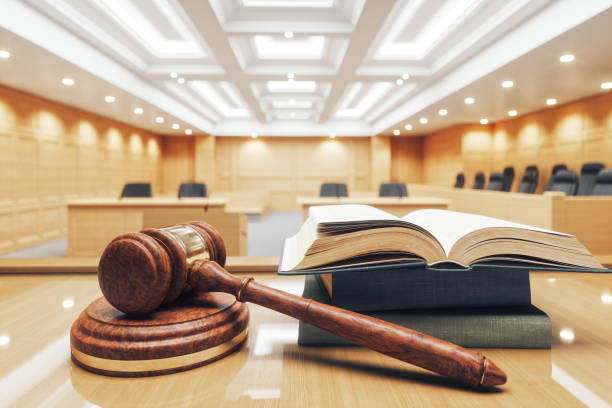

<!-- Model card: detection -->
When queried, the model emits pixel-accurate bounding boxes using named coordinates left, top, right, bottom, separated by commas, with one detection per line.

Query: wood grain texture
left=187, top=260, right=506, bottom=388
left=0, top=84, right=161, bottom=254
left=70, top=291, right=249, bottom=377
left=3, top=272, right=612, bottom=406
left=421, top=92, right=612, bottom=189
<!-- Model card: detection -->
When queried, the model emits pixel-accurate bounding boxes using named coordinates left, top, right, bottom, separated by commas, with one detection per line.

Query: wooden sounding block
left=92, top=221, right=506, bottom=388
left=70, top=292, right=249, bottom=377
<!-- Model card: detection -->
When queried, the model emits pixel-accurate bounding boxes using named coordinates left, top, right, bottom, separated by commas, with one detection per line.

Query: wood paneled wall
left=422, top=92, right=612, bottom=191
left=0, top=85, right=161, bottom=253
left=390, top=136, right=423, bottom=184
left=210, top=137, right=370, bottom=210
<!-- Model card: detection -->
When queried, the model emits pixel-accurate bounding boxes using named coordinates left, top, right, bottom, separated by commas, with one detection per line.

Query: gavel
left=98, top=221, right=506, bottom=389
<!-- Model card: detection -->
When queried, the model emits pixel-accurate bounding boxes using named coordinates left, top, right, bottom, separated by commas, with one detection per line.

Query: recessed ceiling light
left=438, top=109, right=448, bottom=116
left=104, top=96, right=116, bottom=103
left=395, top=79, right=403, bottom=86
left=464, top=97, right=475, bottom=105
left=62, top=298, right=75, bottom=309
left=155, top=116, right=164, bottom=123
left=501, top=80, right=514, bottom=88
left=170, top=72, right=178, bottom=78
left=0, top=50, right=10, bottom=59
left=508, top=109, right=517, bottom=117
left=284, top=31, right=294, bottom=39
left=287, top=73, right=294, bottom=79
left=393, top=129, right=400, bottom=136
left=134, top=107, right=144, bottom=115
left=251, top=132, right=258, bottom=139
left=602, top=82, right=612, bottom=90
left=177, top=77, right=185, bottom=84
left=401, top=73, right=410, bottom=80
left=480, top=118, right=489, bottom=125
left=185, top=129, right=193, bottom=135
left=290, top=112, right=296, bottom=118
left=419, top=117, right=428, bottom=124
left=289, top=98, right=295, bottom=105
left=404, top=124, right=413, bottom=131
left=560, top=54, right=574, bottom=63
left=62, top=78, right=75, bottom=86
left=329, top=133, right=336, bottom=139
left=546, top=98, right=557, bottom=106
left=172, top=123, right=180, bottom=130
left=0, top=334, right=10, bottom=347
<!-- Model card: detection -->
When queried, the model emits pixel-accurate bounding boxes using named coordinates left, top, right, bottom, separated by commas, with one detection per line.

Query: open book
left=280, top=204, right=603, bottom=272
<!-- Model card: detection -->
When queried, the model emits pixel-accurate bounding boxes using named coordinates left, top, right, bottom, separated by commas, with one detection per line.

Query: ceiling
left=0, top=0, right=611, bottom=137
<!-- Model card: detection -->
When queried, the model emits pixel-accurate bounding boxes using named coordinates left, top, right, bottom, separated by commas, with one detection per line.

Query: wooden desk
left=67, top=198, right=247, bottom=257
left=297, top=196, right=450, bottom=220
left=409, top=184, right=612, bottom=255
left=1, top=267, right=612, bottom=406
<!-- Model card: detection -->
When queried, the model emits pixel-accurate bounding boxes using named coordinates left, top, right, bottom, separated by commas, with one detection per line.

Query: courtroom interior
left=1, top=1, right=612, bottom=406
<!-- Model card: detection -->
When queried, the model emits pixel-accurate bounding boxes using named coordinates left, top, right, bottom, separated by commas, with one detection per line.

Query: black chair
left=518, top=166, right=538, bottom=194
left=472, top=172, right=485, bottom=189
left=454, top=173, right=465, bottom=188
left=320, top=183, right=348, bottom=197
left=544, top=164, right=567, bottom=191
left=501, top=166, right=515, bottom=192
left=486, top=173, right=504, bottom=191
left=591, top=169, right=612, bottom=196
left=576, top=162, right=605, bottom=195
left=379, top=182, right=408, bottom=197
left=178, top=182, right=207, bottom=198
left=121, top=182, right=152, bottom=197
left=545, top=170, right=578, bottom=196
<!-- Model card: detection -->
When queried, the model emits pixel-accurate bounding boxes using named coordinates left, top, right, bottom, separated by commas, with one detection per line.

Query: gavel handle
left=188, top=261, right=506, bottom=388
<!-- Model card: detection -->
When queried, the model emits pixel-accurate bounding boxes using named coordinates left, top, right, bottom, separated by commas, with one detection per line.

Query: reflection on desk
left=1, top=272, right=611, bottom=406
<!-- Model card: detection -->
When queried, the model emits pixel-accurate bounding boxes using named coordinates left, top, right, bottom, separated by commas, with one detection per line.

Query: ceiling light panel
left=374, top=0, right=482, bottom=60
left=335, top=82, right=393, bottom=118
left=253, top=35, right=327, bottom=60
left=276, top=111, right=312, bottom=120
left=272, top=100, right=314, bottom=109
left=266, top=80, right=317, bottom=93
left=190, top=81, right=250, bottom=118
left=93, top=0, right=205, bottom=58
left=241, top=0, right=334, bottom=7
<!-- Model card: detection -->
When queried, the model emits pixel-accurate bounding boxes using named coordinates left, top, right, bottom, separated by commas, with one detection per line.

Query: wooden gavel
left=98, top=221, right=506, bottom=389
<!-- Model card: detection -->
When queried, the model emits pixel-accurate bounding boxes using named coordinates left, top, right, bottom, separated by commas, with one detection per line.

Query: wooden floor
left=1, top=270, right=611, bottom=407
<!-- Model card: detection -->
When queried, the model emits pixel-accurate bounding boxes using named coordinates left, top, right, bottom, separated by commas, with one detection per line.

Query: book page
left=309, top=204, right=400, bottom=224
left=402, top=209, right=569, bottom=256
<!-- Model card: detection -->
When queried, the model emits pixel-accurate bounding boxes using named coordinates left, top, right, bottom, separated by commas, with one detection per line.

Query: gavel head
left=98, top=221, right=226, bottom=315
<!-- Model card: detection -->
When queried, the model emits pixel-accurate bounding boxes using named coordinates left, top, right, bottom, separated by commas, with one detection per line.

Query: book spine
left=298, top=311, right=551, bottom=349
left=329, top=266, right=531, bottom=312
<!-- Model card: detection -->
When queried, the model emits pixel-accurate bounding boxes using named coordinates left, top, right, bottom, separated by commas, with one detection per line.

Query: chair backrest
left=320, top=183, right=348, bottom=197
left=472, top=172, right=485, bottom=190
left=178, top=182, right=207, bottom=198
left=379, top=182, right=408, bottom=197
left=501, top=166, right=515, bottom=192
left=518, top=167, right=538, bottom=194
left=454, top=173, right=465, bottom=188
left=577, top=162, right=605, bottom=195
left=544, top=164, right=567, bottom=191
left=121, top=182, right=152, bottom=197
left=546, top=170, right=578, bottom=196
left=486, top=172, right=504, bottom=191
left=591, top=169, right=612, bottom=196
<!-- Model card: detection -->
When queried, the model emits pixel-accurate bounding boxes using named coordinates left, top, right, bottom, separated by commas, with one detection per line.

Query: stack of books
left=279, top=205, right=606, bottom=348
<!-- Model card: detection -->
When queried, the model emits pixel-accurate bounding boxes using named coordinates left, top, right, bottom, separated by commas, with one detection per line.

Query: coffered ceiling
left=0, top=0, right=611, bottom=136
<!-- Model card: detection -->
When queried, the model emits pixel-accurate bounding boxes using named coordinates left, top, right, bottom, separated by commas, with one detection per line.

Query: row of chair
left=454, top=162, right=612, bottom=195
left=320, top=182, right=408, bottom=197
left=120, top=182, right=208, bottom=198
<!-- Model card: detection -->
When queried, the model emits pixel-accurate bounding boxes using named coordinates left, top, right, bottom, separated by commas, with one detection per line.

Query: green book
left=298, top=275, right=551, bottom=349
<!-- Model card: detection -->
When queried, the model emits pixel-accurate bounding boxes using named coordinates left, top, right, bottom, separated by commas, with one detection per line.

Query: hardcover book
left=279, top=205, right=603, bottom=273
left=298, top=275, right=551, bottom=349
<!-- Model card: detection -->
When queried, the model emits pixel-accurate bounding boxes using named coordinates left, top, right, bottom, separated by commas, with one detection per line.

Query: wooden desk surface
left=1, top=269, right=612, bottom=406
left=297, top=196, right=450, bottom=206
left=67, top=197, right=229, bottom=207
